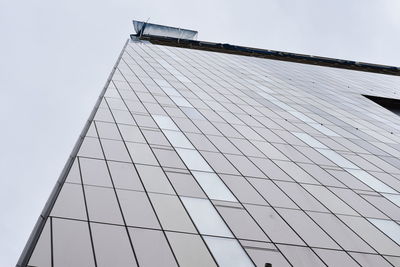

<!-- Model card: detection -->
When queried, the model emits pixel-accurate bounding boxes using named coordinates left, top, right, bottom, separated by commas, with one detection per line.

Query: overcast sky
left=0, top=0, right=399, bottom=265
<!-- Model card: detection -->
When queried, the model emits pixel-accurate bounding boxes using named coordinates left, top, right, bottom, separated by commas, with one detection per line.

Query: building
left=18, top=21, right=400, bottom=267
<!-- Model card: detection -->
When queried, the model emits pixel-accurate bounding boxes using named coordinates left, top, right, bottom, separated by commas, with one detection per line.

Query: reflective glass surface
left=24, top=36, right=400, bottom=266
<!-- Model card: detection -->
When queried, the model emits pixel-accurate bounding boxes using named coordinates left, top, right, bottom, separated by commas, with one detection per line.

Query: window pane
left=192, top=171, right=237, bottom=202
left=84, top=186, right=124, bottom=225
left=277, top=208, right=339, bottom=249
left=368, top=218, right=400, bottom=245
left=108, top=161, right=143, bottom=191
left=316, top=148, right=358, bottom=169
left=303, top=184, right=357, bottom=215
left=95, top=121, right=121, bottom=140
left=152, top=115, right=180, bottom=131
left=79, top=158, right=112, bottom=187
left=216, top=206, right=269, bottom=242
left=181, top=197, right=233, bottom=237
left=249, top=178, right=297, bottom=209
left=308, top=211, right=374, bottom=253
left=243, top=241, right=291, bottom=267
left=129, top=228, right=177, bottom=267
left=292, top=132, right=327, bottom=149
left=245, top=204, right=304, bottom=245
left=126, top=143, right=158, bottom=165
left=278, top=244, right=325, bottom=267
left=166, top=172, right=206, bottom=198
left=204, top=236, right=254, bottom=267
left=51, top=183, right=87, bottom=220
left=136, top=164, right=174, bottom=194
left=339, top=215, right=400, bottom=255
left=78, top=137, right=104, bottom=159
left=176, top=148, right=213, bottom=172
left=163, top=130, right=194, bottom=149
left=314, top=248, right=359, bottom=267
left=149, top=193, right=196, bottom=233
left=117, top=190, right=160, bottom=229
left=346, top=169, right=397, bottom=193
left=53, top=218, right=95, bottom=267
left=166, top=232, right=217, bottom=267
left=350, top=252, right=393, bottom=267
left=101, top=139, right=130, bottom=162
left=91, top=222, right=137, bottom=267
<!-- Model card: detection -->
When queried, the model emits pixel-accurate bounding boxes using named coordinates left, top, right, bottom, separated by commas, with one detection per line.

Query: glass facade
left=19, top=35, right=400, bottom=267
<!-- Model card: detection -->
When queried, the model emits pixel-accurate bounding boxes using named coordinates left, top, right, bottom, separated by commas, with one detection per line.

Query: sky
left=0, top=0, right=399, bottom=265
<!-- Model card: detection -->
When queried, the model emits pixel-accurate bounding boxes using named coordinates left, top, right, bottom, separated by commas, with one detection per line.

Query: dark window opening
left=363, top=95, right=400, bottom=116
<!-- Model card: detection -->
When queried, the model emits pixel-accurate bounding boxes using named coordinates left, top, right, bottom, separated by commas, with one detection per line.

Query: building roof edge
left=131, top=34, right=400, bottom=77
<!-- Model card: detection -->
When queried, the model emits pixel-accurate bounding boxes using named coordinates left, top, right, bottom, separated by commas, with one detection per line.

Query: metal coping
left=131, top=33, right=400, bottom=77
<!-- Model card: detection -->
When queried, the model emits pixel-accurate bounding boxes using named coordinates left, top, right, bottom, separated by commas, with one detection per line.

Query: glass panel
left=314, top=248, right=359, bottom=267
left=84, top=186, right=124, bottom=225
left=339, top=215, right=400, bottom=255
left=274, top=161, right=318, bottom=184
left=136, top=164, right=175, bottom=194
left=316, top=149, right=359, bottom=169
left=171, top=96, right=193, bottom=107
left=176, top=148, right=213, bottom=172
left=78, top=137, right=104, bottom=159
left=245, top=204, right=304, bottom=245
left=277, top=208, right=339, bottom=249
left=220, top=174, right=266, bottom=205
left=216, top=206, right=269, bottom=242
left=292, top=132, right=327, bottom=149
left=91, top=222, right=137, bottom=267
left=331, top=187, right=387, bottom=219
left=346, top=169, right=397, bottom=193
left=101, top=139, right=131, bottom=162
left=118, top=124, right=146, bottom=143
left=225, top=154, right=265, bottom=178
left=142, top=129, right=170, bottom=146
left=368, top=218, right=400, bottom=245
left=65, top=158, right=81, bottom=183
left=303, top=184, right=357, bottom=215
left=192, top=171, right=237, bottom=202
left=249, top=178, right=297, bottom=209
left=95, top=121, right=121, bottom=140
left=117, top=190, right=160, bottom=229
left=152, top=148, right=186, bottom=169
left=203, top=236, right=254, bottom=267
left=163, top=130, right=194, bottom=149
left=108, top=161, right=143, bottom=191
left=181, top=197, right=233, bottom=237
left=308, top=211, right=374, bottom=253
left=383, top=193, right=400, bottom=207
left=166, top=172, right=206, bottom=198
left=275, top=181, right=328, bottom=212
left=51, top=183, right=87, bottom=220
left=79, top=158, right=112, bottom=187
left=126, top=142, right=158, bottom=165
left=350, top=252, right=393, bottom=267
left=201, top=151, right=240, bottom=175
left=278, top=245, right=325, bottom=267
left=152, top=115, right=180, bottom=131
left=166, top=232, right=217, bottom=267
left=309, top=123, right=340, bottom=137
left=149, top=193, right=196, bottom=233
left=244, top=243, right=291, bottom=267
left=129, top=228, right=177, bottom=267
left=53, top=218, right=95, bottom=267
